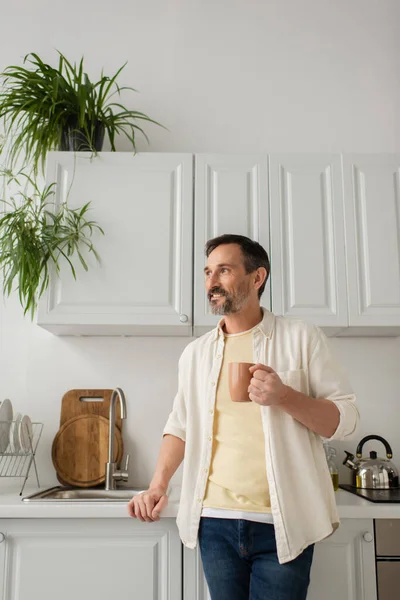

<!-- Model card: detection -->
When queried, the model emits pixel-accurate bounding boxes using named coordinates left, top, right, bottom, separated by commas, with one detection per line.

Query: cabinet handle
left=363, top=532, right=373, bottom=543
left=0, top=533, right=5, bottom=543
left=179, top=314, right=188, bottom=323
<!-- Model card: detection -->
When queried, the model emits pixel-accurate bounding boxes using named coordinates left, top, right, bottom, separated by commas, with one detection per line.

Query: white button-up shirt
left=163, top=309, right=359, bottom=564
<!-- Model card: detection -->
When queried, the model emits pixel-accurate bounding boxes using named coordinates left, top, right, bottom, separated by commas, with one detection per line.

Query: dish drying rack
left=0, top=421, right=43, bottom=495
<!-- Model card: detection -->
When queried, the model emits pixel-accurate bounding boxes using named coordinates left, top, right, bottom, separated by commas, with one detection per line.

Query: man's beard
left=208, top=284, right=250, bottom=315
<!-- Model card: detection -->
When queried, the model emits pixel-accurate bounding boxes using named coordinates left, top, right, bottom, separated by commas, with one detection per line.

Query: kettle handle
left=356, top=435, right=393, bottom=459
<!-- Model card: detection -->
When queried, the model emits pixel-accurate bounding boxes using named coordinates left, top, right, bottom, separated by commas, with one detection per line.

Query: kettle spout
left=343, top=451, right=359, bottom=471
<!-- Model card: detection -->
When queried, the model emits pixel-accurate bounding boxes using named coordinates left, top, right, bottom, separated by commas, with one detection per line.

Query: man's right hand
left=127, top=486, right=168, bottom=522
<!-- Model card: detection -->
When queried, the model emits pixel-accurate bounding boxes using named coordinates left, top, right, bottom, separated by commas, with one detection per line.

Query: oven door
left=375, top=520, right=400, bottom=600
left=376, top=562, right=400, bottom=600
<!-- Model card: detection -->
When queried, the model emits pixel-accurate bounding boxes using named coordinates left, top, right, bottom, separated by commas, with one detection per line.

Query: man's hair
left=205, top=234, right=270, bottom=299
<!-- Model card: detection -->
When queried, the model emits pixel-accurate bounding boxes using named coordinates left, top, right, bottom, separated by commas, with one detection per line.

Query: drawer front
left=375, top=520, right=400, bottom=556
left=376, top=562, right=400, bottom=600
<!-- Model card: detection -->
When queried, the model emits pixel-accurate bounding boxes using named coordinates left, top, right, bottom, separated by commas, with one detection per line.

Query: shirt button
left=203, top=468, right=208, bottom=473
left=209, top=409, right=213, bottom=415
left=211, top=381, right=216, bottom=386
left=216, top=354, right=221, bottom=358
left=197, top=498, right=202, bottom=503
left=208, top=436, right=212, bottom=441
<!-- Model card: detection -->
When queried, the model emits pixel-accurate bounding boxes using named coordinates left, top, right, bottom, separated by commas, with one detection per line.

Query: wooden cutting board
left=60, top=389, right=122, bottom=429
left=52, top=414, right=123, bottom=487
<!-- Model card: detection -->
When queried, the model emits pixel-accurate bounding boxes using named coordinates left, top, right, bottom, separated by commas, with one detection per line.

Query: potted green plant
left=0, top=168, right=103, bottom=317
left=0, top=51, right=163, bottom=173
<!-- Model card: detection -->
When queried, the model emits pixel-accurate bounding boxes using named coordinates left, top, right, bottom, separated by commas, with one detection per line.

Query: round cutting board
left=52, top=414, right=123, bottom=487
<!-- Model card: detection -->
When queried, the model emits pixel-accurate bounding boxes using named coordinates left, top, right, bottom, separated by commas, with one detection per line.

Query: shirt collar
left=214, top=307, right=275, bottom=340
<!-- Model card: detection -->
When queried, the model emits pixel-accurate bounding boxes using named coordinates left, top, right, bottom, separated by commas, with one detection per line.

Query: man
left=128, top=234, right=359, bottom=600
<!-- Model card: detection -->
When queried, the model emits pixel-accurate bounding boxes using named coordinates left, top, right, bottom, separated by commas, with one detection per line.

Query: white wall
left=1, top=0, right=400, bottom=489
left=1, top=0, right=399, bottom=154
left=0, top=297, right=189, bottom=487
left=329, top=337, right=400, bottom=483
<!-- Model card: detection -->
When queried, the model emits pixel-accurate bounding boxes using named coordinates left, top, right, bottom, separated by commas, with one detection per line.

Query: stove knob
left=363, top=532, right=373, bottom=543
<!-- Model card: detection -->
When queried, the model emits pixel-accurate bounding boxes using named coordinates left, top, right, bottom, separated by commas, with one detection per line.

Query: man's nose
left=207, top=272, right=219, bottom=288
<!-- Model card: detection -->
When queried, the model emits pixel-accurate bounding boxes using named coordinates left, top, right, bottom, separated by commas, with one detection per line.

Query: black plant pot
left=59, top=119, right=105, bottom=152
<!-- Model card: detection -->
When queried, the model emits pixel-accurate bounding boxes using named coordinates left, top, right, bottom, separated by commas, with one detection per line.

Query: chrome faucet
left=105, top=387, right=130, bottom=491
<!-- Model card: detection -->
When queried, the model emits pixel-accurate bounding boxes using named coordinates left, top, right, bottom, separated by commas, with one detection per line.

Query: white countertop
left=334, top=490, right=400, bottom=518
left=1, top=485, right=400, bottom=520
left=0, top=483, right=181, bottom=519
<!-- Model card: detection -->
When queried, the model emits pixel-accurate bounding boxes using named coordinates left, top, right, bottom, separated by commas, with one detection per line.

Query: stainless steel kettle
left=343, top=435, right=399, bottom=489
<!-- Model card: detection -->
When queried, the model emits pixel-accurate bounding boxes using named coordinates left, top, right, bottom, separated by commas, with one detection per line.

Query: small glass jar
left=324, top=443, right=339, bottom=491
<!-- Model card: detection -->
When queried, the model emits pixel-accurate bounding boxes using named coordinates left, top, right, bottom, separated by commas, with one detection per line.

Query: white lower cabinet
left=0, top=517, right=380, bottom=599
left=183, top=543, right=211, bottom=600
left=183, top=519, right=377, bottom=600
left=0, top=518, right=182, bottom=600
left=307, top=519, right=376, bottom=600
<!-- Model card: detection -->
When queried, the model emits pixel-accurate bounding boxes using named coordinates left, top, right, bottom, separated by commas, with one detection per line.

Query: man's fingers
left=127, top=498, right=137, bottom=518
left=143, top=495, right=156, bottom=522
left=249, top=377, right=264, bottom=390
left=249, top=392, right=261, bottom=404
left=134, top=499, right=146, bottom=522
left=249, top=363, right=275, bottom=375
left=136, top=494, right=151, bottom=522
left=152, top=494, right=168, bottom=520
left=248, top=388, right=261, bottom=399
left=127, top=490, right=169, bottom=523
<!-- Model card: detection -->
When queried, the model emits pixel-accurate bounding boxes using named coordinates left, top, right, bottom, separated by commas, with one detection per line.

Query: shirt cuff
left=163, top=425, right=186, bottom=442
left=323, top=396, right=359, bottom=442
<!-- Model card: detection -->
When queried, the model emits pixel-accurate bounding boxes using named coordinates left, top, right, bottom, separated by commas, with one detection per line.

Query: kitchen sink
left=22, top=486, right=146, bottom=502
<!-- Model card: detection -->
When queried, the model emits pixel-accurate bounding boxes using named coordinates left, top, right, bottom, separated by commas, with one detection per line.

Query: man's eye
left=221, top=268, right=228, bottom=273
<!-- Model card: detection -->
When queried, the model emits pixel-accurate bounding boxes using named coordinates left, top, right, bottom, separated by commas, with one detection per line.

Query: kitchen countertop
left=0, top=486, right=400, bottom=519
left=0, top=483, right=181, bottom=519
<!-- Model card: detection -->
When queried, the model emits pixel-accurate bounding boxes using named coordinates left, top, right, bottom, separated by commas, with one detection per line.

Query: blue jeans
left=198, top=518, right=314, bottom=600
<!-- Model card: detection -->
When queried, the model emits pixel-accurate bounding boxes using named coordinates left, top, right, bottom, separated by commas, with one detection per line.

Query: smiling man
left=128, top=233, right=359, bottom=600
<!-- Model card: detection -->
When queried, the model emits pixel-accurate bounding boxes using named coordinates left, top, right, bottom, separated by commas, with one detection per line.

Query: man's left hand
left=248, top=363, right=289, bottom=406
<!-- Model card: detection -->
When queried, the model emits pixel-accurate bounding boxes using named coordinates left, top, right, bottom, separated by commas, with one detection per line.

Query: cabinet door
left=307, top=519, right=376, bottom=600
left=269, top=154, right=348, bottom=335
left=183, top=546, right=211, bottom=600
left=194, top=154, right=270, bottom=336
left=0, top=532, right=5, bottom=600
left=342, top=154, right=400, bottom=333
left=0, top=518, right=181, bottom=600
left=37, top=152, right=193, bottom=336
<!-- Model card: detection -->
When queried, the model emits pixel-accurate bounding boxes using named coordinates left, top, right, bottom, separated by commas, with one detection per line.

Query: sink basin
left=22, top=486, right=146, bottom=502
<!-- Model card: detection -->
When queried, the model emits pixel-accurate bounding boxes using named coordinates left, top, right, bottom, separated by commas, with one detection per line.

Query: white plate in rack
left=0, top=399, right=13, bottom=452
left=19, top=415, right=33, bottom=453
left=10, top=412, right=23, bottom=453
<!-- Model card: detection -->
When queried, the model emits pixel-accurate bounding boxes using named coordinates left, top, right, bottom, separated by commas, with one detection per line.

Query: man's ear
left=254, top=267, right=267, bottom=291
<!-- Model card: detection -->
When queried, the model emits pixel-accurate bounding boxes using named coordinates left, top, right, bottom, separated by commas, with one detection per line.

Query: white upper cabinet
left=37, top=152, right=193, bottom=336
left=194, top=154, right=270, bottom=336
left=342, top=154, right=400, bottom=335
left=269, top=154, right=348, bottom=335
left=35, top=152, right=400, bottom=337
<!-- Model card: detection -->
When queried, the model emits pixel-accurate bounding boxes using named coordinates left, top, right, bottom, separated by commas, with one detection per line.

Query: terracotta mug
left=228, top=362, right=255, bottom=402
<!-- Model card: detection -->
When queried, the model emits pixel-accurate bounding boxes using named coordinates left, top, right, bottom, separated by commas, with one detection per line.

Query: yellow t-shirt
left=202, top=327, right=271, bottom=513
